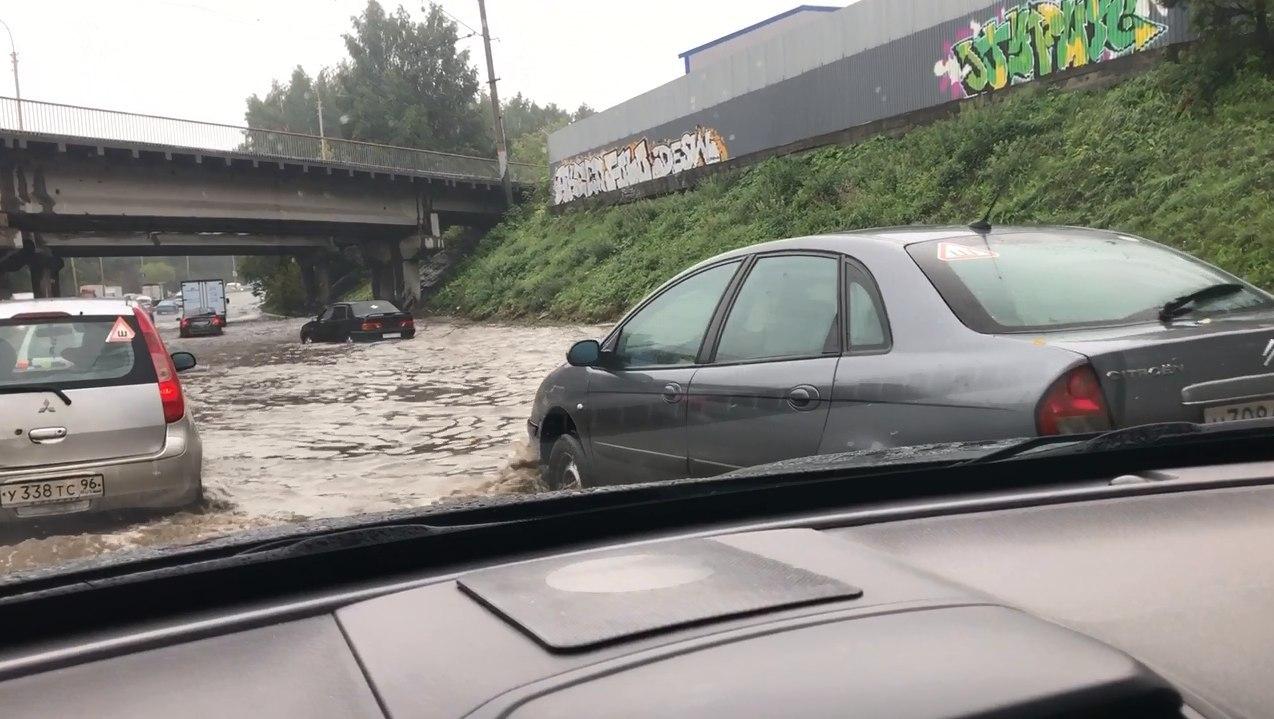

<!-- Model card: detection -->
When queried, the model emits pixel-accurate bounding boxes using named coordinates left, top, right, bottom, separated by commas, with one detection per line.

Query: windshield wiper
left=1158, top=283, right=1244, bottom=322
left=0, top=386, right=72, bottom=405
left=960, top=419, right=1274, bottom=465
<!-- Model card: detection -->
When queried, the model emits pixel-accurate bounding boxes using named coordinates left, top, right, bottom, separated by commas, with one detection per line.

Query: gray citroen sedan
left=528, top=225, right=1274, bottom=489
left=0, top=298, right=203, bottom=520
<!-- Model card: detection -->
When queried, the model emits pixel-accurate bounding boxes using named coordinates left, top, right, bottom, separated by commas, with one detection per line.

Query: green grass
left=341, top=280, right=373, bottom=302
left=432, top=61, right=1274, bottom=322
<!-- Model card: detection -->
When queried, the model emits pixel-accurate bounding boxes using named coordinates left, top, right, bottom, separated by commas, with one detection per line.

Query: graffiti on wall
left=552, top=127, right=729, bottom=205
left=933, top=0, right=1169, bottom=99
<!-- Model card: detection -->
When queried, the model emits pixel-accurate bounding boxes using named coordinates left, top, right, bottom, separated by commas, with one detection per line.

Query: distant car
left=0, top=298, right=202, bottom=520
left=300, top=300, right=416, bottom=343
left=154, top=300, right=180, bottom=316
left=529, top=225, right=1274, bottom=490
left=179, top=307, right=224, bottom=338
left=124, top=296, right=155, bottom=322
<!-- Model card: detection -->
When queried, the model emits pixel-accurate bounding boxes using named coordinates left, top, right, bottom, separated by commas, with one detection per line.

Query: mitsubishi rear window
left=0, top=315, right=155, bottom=389
left=906, top=232, right=1274, bottom=333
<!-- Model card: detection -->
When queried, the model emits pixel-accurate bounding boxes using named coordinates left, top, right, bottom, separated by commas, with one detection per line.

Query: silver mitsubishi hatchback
left=0, top=298, right=202, bottom=521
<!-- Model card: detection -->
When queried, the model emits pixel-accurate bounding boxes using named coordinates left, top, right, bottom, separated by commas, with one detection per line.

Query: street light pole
left=0, top=19, right=21, bottom=130
left=476, top=0, right=512, bottom=205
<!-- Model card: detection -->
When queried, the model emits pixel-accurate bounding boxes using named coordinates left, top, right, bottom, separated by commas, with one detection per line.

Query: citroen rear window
left=906, top=232, right=1274, bottom=333
left=0, top=315, right=155, bottom=389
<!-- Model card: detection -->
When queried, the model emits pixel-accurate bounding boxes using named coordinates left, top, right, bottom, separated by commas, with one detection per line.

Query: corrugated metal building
left=549, top=0, right=1188, bottom=206
left=678, top=5, right=843, bottom=74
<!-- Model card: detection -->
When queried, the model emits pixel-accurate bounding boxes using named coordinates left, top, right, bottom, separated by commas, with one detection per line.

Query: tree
left=140, top=260, right=176, bottom=287
left=1160, top=0, right=1272, bottom=80
left=245, top=67, right=342, bottom=136
left=333, top=1, right=488, bottom=153
left=501, top=100, right=598, bottom=166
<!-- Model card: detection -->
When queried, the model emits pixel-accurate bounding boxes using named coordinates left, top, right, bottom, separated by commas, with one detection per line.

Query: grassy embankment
left=431, top=61, right=1273, bottom=322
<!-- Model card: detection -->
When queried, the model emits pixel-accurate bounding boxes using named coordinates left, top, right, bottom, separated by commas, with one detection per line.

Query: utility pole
left=476, top=0, right=512, bottom=205
left=315, top=69, right=330, bottom=160
left=98, top=257, right=106, bottom=288
left=70, top=258, right=78, bottom=291
left=0, top=19, right=22, bottom=130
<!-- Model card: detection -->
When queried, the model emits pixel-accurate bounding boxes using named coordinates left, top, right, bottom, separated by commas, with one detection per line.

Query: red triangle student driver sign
left=105, top=316, right=136, bottom=343
left=936, top=242, right=999, bottom=262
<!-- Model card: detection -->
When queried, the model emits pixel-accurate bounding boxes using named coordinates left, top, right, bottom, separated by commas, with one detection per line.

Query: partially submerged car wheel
left=546, top=435, right=590, bottom=491
left=300, top=331, right=312, bottom=344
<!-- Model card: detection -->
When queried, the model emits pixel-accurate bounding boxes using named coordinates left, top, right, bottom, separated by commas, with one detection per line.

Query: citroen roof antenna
left=969, top=176, right=1011, bottom=233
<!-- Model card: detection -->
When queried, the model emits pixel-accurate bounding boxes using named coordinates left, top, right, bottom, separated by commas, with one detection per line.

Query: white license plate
left=383, top=332, right=402, bottom=339
left=1203, top=401, right=1274, bottom=423
left=1, top=476, right=105, bottom=508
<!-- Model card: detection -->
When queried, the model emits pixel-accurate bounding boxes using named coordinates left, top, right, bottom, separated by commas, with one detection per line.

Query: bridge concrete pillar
left=313, top=258, right=331, bottom=308
left=28, top=254, right=63, bottom=298
left=398, top=235, right=424, bottom=311
left=364, top=242, right=401, bottom=305
left=298, top=260, right=317, bottom=309
left=296, top=254, right=332, bottom=311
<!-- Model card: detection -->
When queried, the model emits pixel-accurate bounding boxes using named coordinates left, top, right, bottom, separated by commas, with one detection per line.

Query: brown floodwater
left=0, top=301, right=608, bottom=572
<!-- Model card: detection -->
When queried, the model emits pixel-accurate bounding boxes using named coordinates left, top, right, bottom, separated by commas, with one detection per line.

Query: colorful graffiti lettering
left=933, top=0, right=1168, bottom=99
left=552, top=127, right=729, bottom=205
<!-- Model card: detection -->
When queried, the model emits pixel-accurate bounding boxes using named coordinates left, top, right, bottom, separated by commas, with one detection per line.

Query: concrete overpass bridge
left=0, top=96, right=540, bottom=306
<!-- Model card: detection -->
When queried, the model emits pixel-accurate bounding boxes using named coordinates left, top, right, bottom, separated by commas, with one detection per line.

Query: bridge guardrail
left=0, top=96, right=542, bottom=184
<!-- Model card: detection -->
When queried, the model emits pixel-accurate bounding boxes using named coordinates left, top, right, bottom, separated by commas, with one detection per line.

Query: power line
left=435, top=5, right=480, bottom=37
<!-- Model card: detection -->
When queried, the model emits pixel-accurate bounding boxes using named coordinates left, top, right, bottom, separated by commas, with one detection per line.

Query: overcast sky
left=0, top=0, right=819, bottom=126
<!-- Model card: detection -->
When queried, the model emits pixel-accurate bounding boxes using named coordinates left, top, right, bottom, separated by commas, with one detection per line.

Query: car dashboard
left=1, top=462, right=1272, bottom=718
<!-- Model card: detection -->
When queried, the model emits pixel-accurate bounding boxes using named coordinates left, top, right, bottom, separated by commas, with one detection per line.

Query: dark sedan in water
left=300, top=300, right=416, bottom=343
left=528, top=225, right=1274, bottom=490
left=178, top=307, right=224, bottom=338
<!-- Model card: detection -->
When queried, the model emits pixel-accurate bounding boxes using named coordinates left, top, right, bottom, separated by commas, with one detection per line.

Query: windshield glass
left=0, top=0, right=1265, bottom=579
left=906, top=233, right=1274, bottom=333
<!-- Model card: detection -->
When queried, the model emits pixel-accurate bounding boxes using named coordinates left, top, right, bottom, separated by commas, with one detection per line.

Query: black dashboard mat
left=457, top=537, right=862, bottom=651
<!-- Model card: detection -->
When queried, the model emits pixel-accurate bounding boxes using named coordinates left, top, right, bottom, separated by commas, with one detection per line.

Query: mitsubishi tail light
left=134, top=308, right=185, bottom=423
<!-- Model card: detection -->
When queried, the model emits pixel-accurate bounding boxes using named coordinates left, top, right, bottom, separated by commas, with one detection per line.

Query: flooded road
left=1, top=300, right=608, bottom=572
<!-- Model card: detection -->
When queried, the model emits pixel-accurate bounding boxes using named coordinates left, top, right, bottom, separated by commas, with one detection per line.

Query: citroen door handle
left=662, top=382, right=683, bottom=403
left=787, top=386, right=819, bottom=410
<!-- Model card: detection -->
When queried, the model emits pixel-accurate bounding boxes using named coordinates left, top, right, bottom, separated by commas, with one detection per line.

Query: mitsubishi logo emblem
left=1262, top=340, right=1274, bottom=367
left=37, top=399, right=55, bottom=414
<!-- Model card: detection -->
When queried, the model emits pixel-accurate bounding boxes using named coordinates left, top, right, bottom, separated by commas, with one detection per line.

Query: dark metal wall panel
left=550, top=0, right=1189, bottom=206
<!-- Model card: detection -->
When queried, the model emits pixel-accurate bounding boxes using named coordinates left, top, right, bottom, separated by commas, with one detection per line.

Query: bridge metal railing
left=0, top=96, right=543, bottom=183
